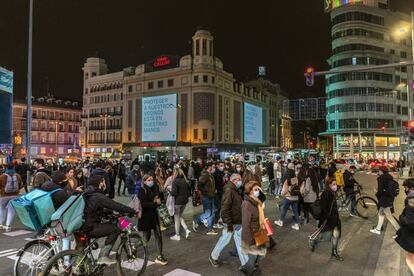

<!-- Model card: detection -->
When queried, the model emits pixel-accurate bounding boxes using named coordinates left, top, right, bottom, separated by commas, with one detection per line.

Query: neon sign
left=153, top=56, right=171, bottom=68
left=324, top=0, right=363, bottom=12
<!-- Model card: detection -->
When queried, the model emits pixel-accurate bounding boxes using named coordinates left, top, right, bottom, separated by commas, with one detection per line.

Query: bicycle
left=13, top=227, right=66, bottom=276
left=336, top=183, right=378, bottom=220
left=41, top=213, right=148, bottom=276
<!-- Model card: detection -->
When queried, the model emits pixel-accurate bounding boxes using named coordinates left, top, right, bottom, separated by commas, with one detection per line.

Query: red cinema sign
left=153, top=56, right=171, bottom=68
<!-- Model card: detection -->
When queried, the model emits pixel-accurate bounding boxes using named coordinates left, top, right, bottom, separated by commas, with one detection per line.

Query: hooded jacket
left=376, top=172, right=395, bottom=208
left=221, top=182, right=243, bottom=226
left=83, top=186, right=135, bottom=230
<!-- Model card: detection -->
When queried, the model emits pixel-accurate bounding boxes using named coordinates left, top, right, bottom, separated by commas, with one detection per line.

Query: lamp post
left=26, top=0, right=33, bottom=165
left=55, top=122, right=62, bottom=159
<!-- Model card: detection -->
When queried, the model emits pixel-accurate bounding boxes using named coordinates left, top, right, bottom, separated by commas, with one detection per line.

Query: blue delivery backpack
left=11, top=189, right=62, bottom=231
left=50, top=193, right=85, bottom=236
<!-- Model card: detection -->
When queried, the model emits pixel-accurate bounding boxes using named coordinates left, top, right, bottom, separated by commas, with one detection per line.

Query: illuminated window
left=202, top=129, right=208, bottom=140
left=193, top=129, right=198, bottom=140
left=375, top=137, right=387, bottom=147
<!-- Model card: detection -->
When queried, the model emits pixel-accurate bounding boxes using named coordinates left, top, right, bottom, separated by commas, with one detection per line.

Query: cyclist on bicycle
left=343, top=166, right=358, bottom=217
left=83, top=175, right=137, bottom=265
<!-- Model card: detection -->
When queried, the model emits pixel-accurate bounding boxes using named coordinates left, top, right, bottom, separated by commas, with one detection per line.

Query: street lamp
left=55, top=121, right=62, bottom=158
left=26, top=0, right=33, bottom=166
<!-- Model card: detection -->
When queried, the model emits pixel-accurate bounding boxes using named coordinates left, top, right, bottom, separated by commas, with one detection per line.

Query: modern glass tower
left=324, top=0, right=413, bottom=160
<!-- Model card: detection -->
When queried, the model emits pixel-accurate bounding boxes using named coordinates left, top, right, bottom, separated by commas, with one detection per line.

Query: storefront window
left=337, top=135, right=350, bottom=147
left=375, top=137, right=387, bottom=147
left=361, top=136, right=373, bottom=147
left=388, top=137, right=400, bottom=147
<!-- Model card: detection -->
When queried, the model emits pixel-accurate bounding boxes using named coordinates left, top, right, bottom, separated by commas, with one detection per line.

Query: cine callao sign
left=153, top=56, right=171, bottom=68
left=324, top=0, right=363, bottom=12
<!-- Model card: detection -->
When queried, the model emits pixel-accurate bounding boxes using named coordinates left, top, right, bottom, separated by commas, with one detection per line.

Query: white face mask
left=236, top=168, right=241, bottom=172
left=253, top=190, right=260, bottom=198
left=211, top=168, right=216, bottom=174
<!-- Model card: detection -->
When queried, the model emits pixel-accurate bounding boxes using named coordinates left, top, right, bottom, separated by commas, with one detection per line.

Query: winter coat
left=40, top=181, right=69, bottom=210
left=221, top=182, right=243, bottom=226
left=343, top=170, right=356, bottom=195
left=241, top=195, right=266, bottom=256
left=170, top=176, right=190, bottom=206
left=396, top=204, right=414, bottom=253
left=213, top=170, right=225, bottom=196
left=83, top=186, right=135, bottom=230
left=281, top=177, right=299, bottom=201
left=319, top=189, right=341, bottom=232
left=117, top=164, right=127, bottom=177
left=90, top=168, right=110, bottom=193
left=32, top=168, right=51, bottom=189
left=126, top=171, right=140, bottom=195
left=375, top=173, right=395, bottom=208
left=0, top=172, right=23, bottom=197
left=198, top=171, right=215, bottom=198
left=138, top=184, right=162, bottom=231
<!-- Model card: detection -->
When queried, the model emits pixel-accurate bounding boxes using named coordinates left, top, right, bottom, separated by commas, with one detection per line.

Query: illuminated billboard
left=324, top=0, right=363, bottom=12
left=142, top=94, right=177, bottom=142
left=244, top=102, right=264, bottom=144
left=0, top=67, right=13, bottom=94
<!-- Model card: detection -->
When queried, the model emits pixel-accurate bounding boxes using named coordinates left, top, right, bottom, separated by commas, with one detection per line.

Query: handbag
left=253, top=229, right=270, bottom=246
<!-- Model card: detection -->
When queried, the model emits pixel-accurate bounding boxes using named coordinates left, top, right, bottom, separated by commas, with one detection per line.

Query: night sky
left=0, top=0, right=413, bottom=102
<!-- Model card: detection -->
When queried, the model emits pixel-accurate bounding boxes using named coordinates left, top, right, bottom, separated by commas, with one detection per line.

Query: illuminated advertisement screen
left=244, top=102, right=263, bottom=144
left=324, top=0, right=363, bottom=12
left=142, top=94, right=177, bottom=142
left=0, top=67, right=13, bottom=94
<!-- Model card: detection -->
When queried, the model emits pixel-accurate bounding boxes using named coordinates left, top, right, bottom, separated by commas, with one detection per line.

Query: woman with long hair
left=309, top=177, right=343, bottom=261
left=170, top=168, right=191, bottom=241
left=65, top=167, right=78, bottom=195
left=302, top=167, right=320, bottom=224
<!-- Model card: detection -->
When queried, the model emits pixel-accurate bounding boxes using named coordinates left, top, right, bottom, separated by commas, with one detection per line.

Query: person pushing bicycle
left=343, top=166, right=358, bottom=217
left=83, top=175, right=137, bottom=265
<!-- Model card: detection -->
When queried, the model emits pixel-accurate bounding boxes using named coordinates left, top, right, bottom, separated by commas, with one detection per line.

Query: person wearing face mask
left=308, top=177, right=343, bottom=261
left=235, top=164, right=244, bottom=177
left=193, top=164, right=217, bottom=235
left=240, top=181, right=267, bottom=275
left=83, top=175, right=137, bottom=265
left=213, top=162, right=225, bottom=229
left=395, top=179, right=414, bottom=274
left=138, top=174, right=168, bottom=265
left=209, top=173, right=248, bottom=268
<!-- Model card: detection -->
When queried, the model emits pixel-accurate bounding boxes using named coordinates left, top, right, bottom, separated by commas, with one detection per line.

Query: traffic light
left=304, top=67, right=315, bottom=87
left=408, top=120, right=414, bottom=142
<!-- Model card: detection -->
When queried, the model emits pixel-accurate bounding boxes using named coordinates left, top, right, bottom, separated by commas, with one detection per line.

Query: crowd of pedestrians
left=0, top=154, right=413, bottom=275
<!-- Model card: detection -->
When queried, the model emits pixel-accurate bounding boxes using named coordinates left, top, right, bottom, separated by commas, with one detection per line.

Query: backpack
left=51, top=194, right=85, bottom=235
left=387, top=179, right=399, bottom=198
left=290, top=184, right=301, bottom=197
left=334, top=170, right=345, bottom=187
left=4, top=174, right=19, bottom=194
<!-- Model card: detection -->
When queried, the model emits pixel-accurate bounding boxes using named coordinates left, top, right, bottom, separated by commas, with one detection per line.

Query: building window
left=203, top=75, right=208, bottom=83
left=400, top=51, right=407, bottom=58
left=50, top=113, right=54, bottom=120
left=157, top=80, right=164, bottom=88
left=128, top=85, right=133, bottom=92
left=211, top=76, right=215, bottom=84
left=193, top=129, right=198, bottom=140
left=168, top=79, right=174, bottom=87
left=332, top=12, right=384, bottom=26
left=194, top=75, right=199, bottom=83
left=202, top=39, right=207, bottom=55
left=128, top=131, right=132, bottom=141
left=202, top=129, right=208, bottom=140
left=390, top=49, right=395, bottom=54
left=211, top=129, right=215, bottom=140
left=148, top=82, right=154, bottom=89
left=332, top=44, right=384, bottom=55
left=195, top=39, right=200, bottom=56
left=91, top=72, right=97, bottom=77
left=59, top=113, right=63, bottom=120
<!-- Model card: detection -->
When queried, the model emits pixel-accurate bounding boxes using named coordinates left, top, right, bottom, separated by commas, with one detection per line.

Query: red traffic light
left=304, top=67, right=315, bottom=87
left=306, top=67, right=314, bottom=74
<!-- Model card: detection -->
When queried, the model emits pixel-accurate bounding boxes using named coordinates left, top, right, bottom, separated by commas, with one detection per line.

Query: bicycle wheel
left=41, top=249, right=91, bottom=276
left=355, top=196, right=378, bottom=220
left=14, top=239, right=54, bottom=276
left=116, top=232, right=148, bottom=276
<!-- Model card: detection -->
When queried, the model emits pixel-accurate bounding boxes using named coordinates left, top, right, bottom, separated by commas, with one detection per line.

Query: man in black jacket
left=343, top=167, right=357, bottom=217
left=91, top=161, right=110, bottom=196
left=213, top=162, right=225, bottom=228
left=370, top=166, right=400, bottom=235
left=83, top=175, right=136, bottom=265
left=40, top=171, right=70, bottom=209
left=209, top=173, right=248, bottom=267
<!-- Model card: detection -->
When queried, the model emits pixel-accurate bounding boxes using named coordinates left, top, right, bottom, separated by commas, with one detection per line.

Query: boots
left=97, top=245, right=117, bottom=265
left=331, top=248, right=344, bottom=261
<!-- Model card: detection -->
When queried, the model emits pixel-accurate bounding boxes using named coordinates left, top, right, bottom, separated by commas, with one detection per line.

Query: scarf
left=249, top=195, right=265, bottom=230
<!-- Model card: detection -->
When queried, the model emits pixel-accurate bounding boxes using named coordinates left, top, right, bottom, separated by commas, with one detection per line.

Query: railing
left=88, top=125, right=122, bottom=130
left=88, top=140, right=121, bottom=144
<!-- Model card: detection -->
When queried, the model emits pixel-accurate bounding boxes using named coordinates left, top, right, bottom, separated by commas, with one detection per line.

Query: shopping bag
left=264, top=218, right=274, bottom=236
left=157, top=203, right=173, bottom=228
left=128, top=194, right=142, bottom=219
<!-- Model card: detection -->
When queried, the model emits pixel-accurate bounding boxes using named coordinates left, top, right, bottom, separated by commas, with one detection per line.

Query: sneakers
left=97, top=256, right=117, bottom=266
left=206, top=230, right=218, bottom=236
left=291, top=224, right=300, bottom=231
left=274, top=220, right=283, bottom=227
left=0, top=225, right=4, bottom=230
left=155, top=255, right=168, bottom=265
left=209, top=255, right=220, bottom=268
left=370, top=228, right=381, bottom=235
left=185, top=229, right=191, bottom=239
left=349, top=212, right=358, bottom=217
left=170, top=235, right=181, bottom=241
left=213, top=223, right=223, bottom=229
left=202, top=219, right=209, bottom=228
left=192, top=220, right=199, bottom=232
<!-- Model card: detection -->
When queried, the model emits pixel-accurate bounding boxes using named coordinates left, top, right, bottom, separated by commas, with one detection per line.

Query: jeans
left=117, top=175, right=127, bottom=195
left=0, top=197, right=17, bottom=227
left=346, top=193, right=357, bottom=214
left=279, top=198, right=299, bottom=224
left=87, top=223, right=121, bottom=246
left=211, top=224, right=248, bottom=265
left=197, top=196, right=214, bottom=230
left=143, top=223, right=163, bottom=257
left=174, top=205, right=189, bottom=236
left=274, top=179, right=281, bottom=195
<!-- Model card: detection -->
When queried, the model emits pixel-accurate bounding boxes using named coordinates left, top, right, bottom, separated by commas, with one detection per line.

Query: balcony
left=88, top=111, right=122, bottom=118
left=88, top=139, right=121, bottom=144
left=88, top=125, right=122, bottom=131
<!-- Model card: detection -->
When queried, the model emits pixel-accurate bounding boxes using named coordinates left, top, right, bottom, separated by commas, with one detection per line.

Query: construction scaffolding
left=282, top=97, right=326, bottom=121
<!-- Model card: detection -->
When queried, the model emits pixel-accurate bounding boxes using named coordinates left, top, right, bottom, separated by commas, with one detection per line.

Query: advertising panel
left=142, top=94, right=177, bottom=142
left=324, top=0, right=363, bottom=12
left=0, top=67, right=13, bottom=94
left=0, top=93, right=12, bottom=144
left=244, top=102, right=263, bottom=144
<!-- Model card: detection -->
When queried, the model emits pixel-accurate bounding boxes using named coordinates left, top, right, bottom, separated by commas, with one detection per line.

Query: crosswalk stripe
left=0, top=250, right=19, bottom=258
left=3, top=230, right=32, bottom=237
left=0, top=249, right=17, bottom=254
left=164, top=269, right=201, bottom=276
